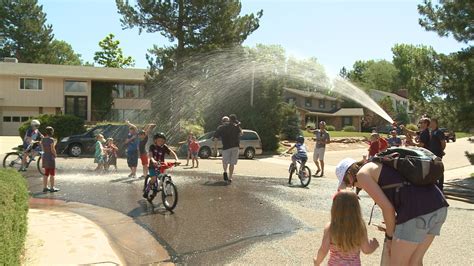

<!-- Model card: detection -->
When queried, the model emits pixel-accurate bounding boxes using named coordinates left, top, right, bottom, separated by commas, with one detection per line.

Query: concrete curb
left=29, top=198, right=172, bottom=265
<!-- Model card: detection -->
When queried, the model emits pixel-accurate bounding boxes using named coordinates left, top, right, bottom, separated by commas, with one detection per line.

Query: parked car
left=440, top=128, right=456, bottom=142
left=56, top=124, right=129, bottom=157
left=181, top=129, right=263, bottom=159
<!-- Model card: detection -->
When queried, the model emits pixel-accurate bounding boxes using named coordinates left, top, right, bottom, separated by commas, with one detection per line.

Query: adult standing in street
left=429, top=118, right=446, bottom=191
left=313, top=121, right=330, bottom=177
left=213, top=115, right=242, bottom=183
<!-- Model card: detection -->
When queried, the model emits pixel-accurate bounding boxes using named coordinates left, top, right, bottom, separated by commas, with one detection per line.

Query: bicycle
left=3, top=144, right=44, bottom=175
left=287, top=157, right=311, bottom=187
left=143, top=162, right=180, bottom=211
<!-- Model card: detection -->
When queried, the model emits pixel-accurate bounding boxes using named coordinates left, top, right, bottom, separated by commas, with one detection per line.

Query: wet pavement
left=25, top=169, right=310, bottom=264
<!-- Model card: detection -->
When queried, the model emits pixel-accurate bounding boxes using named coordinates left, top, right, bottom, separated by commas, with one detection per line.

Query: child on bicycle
left=143, top=132, right=179, bottom=201
left=313, top=190, right=379, bottom=265
left=283, top=135, right=308, bottom=175
left=40, top=126, right=59, bottom=193
left=20, top=119, right=43, bottom=171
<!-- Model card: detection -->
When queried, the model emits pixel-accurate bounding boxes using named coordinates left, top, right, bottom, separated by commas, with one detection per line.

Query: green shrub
left=405, top=123, right=418, bottom=131
left=326, top=125, right=336, bottom=131
left=342, top=125, right=356, bottom=132
left=0, top=169, right=29, bottom=265
left=19, top=114, right=86, bottom=141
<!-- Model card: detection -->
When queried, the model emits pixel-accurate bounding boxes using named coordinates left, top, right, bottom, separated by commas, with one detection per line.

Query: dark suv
left=439, top=128, right=456, bottom=142
left=56, top=124, right=129, bottom=157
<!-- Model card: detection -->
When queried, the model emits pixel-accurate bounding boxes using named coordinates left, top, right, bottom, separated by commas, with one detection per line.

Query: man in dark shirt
left=429, top=118, right=446, bottom=191
left=417, top=117, right=431, bottom=149
left=213, top=115, right=242, bottom=183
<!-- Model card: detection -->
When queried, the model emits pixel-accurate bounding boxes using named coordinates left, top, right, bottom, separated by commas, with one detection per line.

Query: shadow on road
left=444, top=177, right=474, bottom=204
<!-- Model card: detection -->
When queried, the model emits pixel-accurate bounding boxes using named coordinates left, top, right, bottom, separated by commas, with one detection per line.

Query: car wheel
left=68, top=143, right=82, bottom=157
left=199, top=147, right=211, bottom=159
left=244, top=148, right=255, bottom=159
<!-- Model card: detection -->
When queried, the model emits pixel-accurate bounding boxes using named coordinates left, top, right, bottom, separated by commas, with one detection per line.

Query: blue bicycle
left=3, top=145, right=44, bottom=175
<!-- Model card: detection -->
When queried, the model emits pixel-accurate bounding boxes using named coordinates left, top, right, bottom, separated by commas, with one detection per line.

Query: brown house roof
left=0, top=62, right=147, bottom=82
left=283, top=87, right=341, bottom=101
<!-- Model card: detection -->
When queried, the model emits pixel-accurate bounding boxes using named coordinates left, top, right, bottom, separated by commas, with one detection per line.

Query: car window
left=241, top=132, right=259, bottom=140
left=198, top=132, right=215, bottom=141
left=89, top=126, right=105, bottom=137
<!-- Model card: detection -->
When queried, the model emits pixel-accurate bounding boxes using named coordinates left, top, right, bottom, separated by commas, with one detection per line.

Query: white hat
left=335, top=158, right=356, bottom=189
left=222, top=116, right=230, bottom=123
left=31, top=119, right=40, bottom=126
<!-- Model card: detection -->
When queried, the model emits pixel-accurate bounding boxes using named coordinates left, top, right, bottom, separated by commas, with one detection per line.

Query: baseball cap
left=335, top=158, right=356, bottom=190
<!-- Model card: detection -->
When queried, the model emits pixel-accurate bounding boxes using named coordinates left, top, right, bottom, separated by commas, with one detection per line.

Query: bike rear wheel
left=161, top=177, right=178, bottom=211
left=3, top=152, right=23, bottom=171
left=299, top=166, right=312, bottom=187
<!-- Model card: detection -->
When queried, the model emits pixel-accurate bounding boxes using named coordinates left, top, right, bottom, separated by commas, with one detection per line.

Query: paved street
left=2, top=136, right=474, bottom=264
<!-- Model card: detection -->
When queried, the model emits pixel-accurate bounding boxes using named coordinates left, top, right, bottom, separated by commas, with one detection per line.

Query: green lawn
left=303, top=130, right=371, bottom=138
left=456, top=132, right=472, bottom=139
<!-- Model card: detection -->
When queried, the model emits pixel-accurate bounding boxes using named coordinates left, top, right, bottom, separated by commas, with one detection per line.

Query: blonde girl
left=314, top=191, right=379, bottom=265
left=94, top=134, right=105, bottom=171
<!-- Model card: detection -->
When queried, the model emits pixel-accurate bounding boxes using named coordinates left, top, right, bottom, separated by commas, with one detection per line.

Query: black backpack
left=371, top=147, right=444, bottom=186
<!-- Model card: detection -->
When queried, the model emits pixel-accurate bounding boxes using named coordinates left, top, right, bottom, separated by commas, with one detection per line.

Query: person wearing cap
left=213, top=114, right=242, bottom=183
left=312, top=121, right=330, bottom=177
left=387, top=130, right=402, bottom=147
left=335, top=157, right=448, bottom=265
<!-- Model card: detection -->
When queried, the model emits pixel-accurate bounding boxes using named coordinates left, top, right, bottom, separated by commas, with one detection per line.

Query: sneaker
left=223, top=172, right=229, bottom=181
left=142, top=192, right=148, bottom=199
left=42, top=187, right=50, bottom=193
left=320, top=171, right=324, bottom=177
left=49, top=187, right=60, bottom=192
left=128, top=173, right=133, bottom=178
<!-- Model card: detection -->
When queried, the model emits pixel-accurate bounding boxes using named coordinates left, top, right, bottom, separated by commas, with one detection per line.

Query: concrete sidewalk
left=25, top=198, right=172, bottom=265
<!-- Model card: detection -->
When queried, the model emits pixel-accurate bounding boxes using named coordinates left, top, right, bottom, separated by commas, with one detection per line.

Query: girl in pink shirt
left=314, top=191, right=379, bottom=266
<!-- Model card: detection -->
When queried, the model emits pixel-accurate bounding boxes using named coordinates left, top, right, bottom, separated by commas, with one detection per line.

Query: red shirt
left=189, top=141, right=200, bottom=153
left=368, top=141, right=379, bottom=157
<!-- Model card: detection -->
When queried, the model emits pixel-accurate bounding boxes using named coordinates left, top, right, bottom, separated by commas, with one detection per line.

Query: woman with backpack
left=335, top=158, right=448, bottom=265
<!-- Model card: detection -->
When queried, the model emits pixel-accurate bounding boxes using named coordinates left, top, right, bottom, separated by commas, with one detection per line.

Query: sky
left=39, top=0, right=467, bottom=75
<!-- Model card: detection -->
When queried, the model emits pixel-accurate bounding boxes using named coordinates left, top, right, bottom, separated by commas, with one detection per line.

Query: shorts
left=191, top=152, right=198, bottom=158
left=140, top=154, right=149, bottom=166
left=394, top=207, right=448, bottom=243
left=127, top=151, right=139, bottom=167
left=313, top=148, right=326, bottom=161
left=222, top=147, right=239, bottom=165
left=44, top=168, right=55, bottom=176
left=148, top=165, right=162, bottom=177
left=291, top=154, right=307, bottom=163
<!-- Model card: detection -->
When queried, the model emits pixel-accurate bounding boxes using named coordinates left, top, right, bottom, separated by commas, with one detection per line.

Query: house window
left=305, top=98, right=312, bottom=107
left=319, top=99, right=325, bottom=109
left=342, top=116, right=353, bottom=126
left=21, top=117, right=30, bottom=122
left=287, top=97, right=296, bottom=105
left=12, top=116, right=20, bottom=122
left=3, top=116, right=11, bottom=122
left=65, top=80, right=87, bottom=93
left=20, top=78, right=42, bottom=90
left=331, top=101, right=337, bottom=109
left=112, top=84, right=145, bottom=99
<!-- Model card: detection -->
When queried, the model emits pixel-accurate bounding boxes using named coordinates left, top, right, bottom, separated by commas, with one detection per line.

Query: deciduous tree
left=93, top=33, right=134, bottom=68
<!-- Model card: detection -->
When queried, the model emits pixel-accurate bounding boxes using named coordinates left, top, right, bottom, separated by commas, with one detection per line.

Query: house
left=0, top=60, right=150, bottom=136
left=283, top=88, right=364, bottom=131
left=368, top=89, right=411, bottom=114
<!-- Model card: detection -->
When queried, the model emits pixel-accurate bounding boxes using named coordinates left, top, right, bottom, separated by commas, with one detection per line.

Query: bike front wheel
left=299, top=166, right=312, bottom=187
left=161, top=178, right=178, bottom=211
left=3, top=152, right=23, bottom=171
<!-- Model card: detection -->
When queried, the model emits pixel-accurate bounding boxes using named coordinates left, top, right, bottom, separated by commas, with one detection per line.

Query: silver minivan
left=198, top=129, right=263, bottom=159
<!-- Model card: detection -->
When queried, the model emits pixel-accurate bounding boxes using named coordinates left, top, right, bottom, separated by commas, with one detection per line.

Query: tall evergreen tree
left=116, top=0, right=262, bottom=71
left=0, top=0, right=54, bottom=62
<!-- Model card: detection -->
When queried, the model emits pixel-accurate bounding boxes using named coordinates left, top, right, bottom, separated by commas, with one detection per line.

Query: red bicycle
left=143, top=162, right=180, bottom=211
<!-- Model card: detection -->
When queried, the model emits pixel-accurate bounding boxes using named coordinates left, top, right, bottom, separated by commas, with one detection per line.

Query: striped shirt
left=328, top=243, right=361, bottom=266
